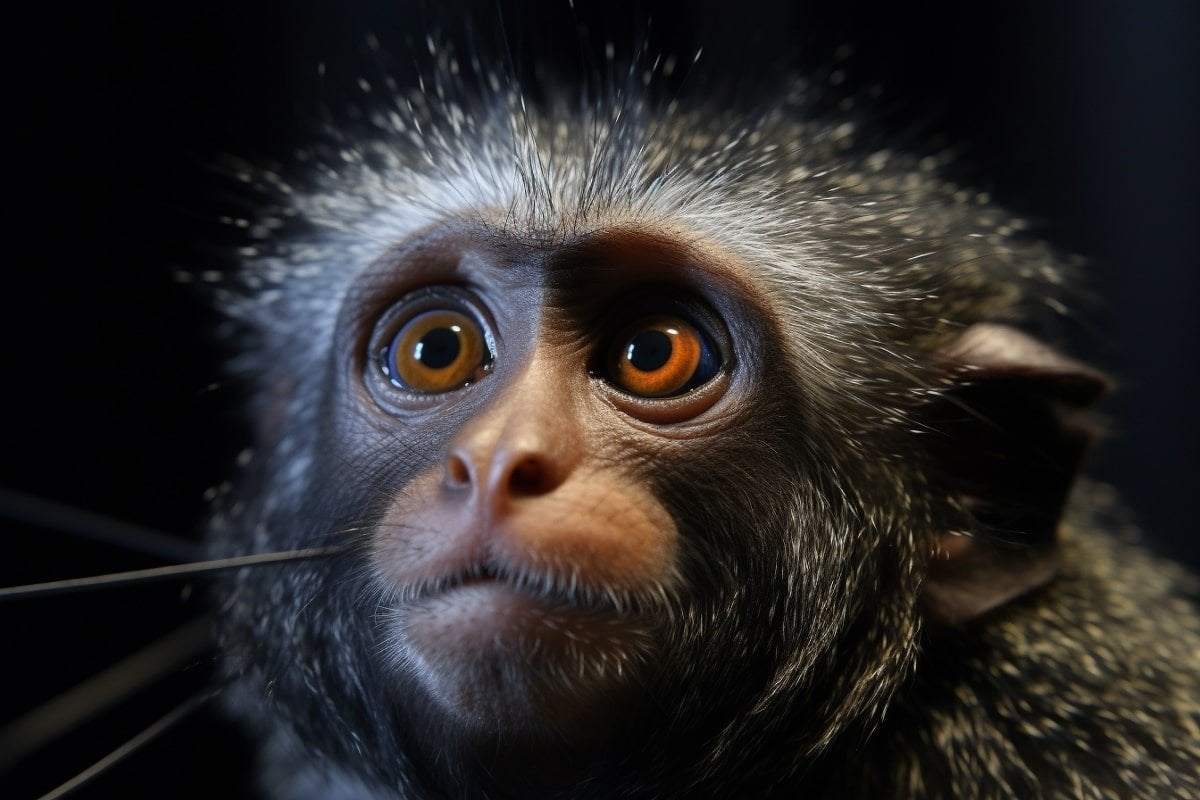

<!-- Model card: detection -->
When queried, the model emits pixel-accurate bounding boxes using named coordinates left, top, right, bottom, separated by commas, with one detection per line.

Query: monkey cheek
left=381, top=584, right=650, bottom=734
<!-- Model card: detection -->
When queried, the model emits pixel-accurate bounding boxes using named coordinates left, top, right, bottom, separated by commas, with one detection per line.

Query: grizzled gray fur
left=203, top=50, right=1200, bottom=799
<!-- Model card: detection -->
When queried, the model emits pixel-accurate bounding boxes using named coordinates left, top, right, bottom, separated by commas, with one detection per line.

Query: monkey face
left=308, top=222, right=811, bottom=740
left=213, top=195, right=945, bottom=798
left=207, top=85, right=1114, bottom=794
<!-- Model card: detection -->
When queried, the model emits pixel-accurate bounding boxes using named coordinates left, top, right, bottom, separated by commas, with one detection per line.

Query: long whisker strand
left=33, top=688, right=220, bottom=800
left=0, top=546, right=348, bottom=602
left=0, top=617, right=214, bottom=770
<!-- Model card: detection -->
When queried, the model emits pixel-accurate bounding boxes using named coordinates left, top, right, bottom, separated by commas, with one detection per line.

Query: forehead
left=348, top=220, right=776, bottom=318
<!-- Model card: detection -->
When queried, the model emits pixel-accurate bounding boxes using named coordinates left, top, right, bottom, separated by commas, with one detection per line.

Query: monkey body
left=841, top=491, right=1200, bottom=798
left=208, top=70, right=1200, bottom=798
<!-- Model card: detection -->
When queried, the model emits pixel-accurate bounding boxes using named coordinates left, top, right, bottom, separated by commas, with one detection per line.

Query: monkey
left=201, top=48, right=1200, bottom=800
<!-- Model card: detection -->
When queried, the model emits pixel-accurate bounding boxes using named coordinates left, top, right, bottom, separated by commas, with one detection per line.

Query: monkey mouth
left=401, top=559, right=639, bottom=617
left=377, top=566, right=656, bottom=736
left=379, top=560, right=657, bottom=701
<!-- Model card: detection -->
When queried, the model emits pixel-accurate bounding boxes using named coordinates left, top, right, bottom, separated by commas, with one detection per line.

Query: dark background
left=3, top=1, right=1197, bottom=797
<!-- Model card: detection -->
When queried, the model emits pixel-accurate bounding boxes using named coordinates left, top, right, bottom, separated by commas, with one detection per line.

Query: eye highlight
left=382, top=307, right=491, bottom=394
left=607, top=315, right=720, bottom=398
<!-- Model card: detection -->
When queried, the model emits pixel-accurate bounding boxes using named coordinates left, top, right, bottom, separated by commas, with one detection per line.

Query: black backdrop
left=3, top=1, right=1197, bottom=797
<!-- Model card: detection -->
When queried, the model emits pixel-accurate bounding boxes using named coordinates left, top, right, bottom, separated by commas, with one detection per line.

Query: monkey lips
left=370, top=466, right=679, bottom=734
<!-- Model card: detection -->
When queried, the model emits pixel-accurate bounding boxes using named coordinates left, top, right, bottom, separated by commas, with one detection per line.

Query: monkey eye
left=605, top=314, right=721, bottom=398
left=380, top=302, right=494, bottom=394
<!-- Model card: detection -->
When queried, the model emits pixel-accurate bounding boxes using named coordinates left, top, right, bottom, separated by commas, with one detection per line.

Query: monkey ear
left=919, top=324, right=1110, bottom=626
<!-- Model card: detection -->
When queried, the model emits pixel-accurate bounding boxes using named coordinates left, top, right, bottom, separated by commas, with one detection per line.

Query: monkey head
left=209, top=88, right=1106, bottom=797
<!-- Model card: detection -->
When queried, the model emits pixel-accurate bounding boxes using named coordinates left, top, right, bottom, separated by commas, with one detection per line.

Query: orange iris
left=609, top=315, right=705, bottom=397
left=388, top=309, right=487, bottom=393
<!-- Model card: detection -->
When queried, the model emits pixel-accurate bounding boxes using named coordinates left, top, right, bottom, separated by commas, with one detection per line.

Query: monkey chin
left=383, top=579, right=651, bottom=740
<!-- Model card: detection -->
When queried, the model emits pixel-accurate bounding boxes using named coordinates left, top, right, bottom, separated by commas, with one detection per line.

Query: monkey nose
left=444, top=436, right=572, bottom=510
left=443, top=358, right=584, bottom=510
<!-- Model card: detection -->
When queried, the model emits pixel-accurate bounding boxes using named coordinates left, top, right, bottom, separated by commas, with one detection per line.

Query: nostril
left=446, top=453, right=472, bottom=487
left=508, top=457, right=550, bottom=495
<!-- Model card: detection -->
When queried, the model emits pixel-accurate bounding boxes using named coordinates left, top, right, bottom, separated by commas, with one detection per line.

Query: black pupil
left=414, top=327, right=461, bottom=369
left=626, top=330, right=672, bottom=372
